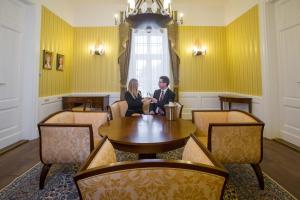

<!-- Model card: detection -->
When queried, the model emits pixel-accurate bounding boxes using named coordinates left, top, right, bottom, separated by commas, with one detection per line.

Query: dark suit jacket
left=150, top=88, right=175, bottom=114
left=124, top=91, right=143, bottom=116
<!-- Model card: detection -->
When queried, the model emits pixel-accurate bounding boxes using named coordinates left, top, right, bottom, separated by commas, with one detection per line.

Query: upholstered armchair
left=108, top=100, right=151, bottom=120
left=192, top=110, right=265, bottom=189
left=108, top=100, right=128, bottom=120
left=38, top=110, right=109, bottom=189
left=74, top=135, right=228, bottom=200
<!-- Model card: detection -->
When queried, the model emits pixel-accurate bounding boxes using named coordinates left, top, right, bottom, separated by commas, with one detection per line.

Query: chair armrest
left=183, top=134, right=224, bottom=168
left=80, top=137, right=116, bottom=171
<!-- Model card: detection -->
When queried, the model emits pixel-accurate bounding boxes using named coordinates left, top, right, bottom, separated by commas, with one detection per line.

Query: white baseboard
left=0, top=131, right=22, bottom=150
left=280, top=130, right=300, bottom=147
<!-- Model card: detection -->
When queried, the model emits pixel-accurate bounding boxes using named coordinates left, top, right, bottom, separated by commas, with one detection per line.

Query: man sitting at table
left=149, top=76, right=175, bottom=116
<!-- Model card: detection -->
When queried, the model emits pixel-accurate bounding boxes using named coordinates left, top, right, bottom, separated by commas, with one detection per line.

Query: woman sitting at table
left=125, top=79, right=149, bottom=117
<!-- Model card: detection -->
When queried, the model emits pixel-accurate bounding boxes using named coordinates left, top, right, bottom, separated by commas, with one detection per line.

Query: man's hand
left=151, top=98, right=158, bottom=104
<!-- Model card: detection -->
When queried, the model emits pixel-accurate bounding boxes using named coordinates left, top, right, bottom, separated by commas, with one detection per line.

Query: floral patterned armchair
left=38, top=110, right=109, bottom=189
left=74, top=135, right=228, bottom=200
left=192, top=110, right=265, bottom=189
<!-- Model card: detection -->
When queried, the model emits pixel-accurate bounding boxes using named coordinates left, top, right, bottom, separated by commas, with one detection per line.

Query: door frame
left=258, top=0, right=281, bottom=139
left=19, top=0, right=41, bottom=140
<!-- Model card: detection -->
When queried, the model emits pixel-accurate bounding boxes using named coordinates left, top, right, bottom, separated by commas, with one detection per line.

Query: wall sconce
left=90, top=44, right=105, bottom=56
left=193, top=46, right=207, bottom=56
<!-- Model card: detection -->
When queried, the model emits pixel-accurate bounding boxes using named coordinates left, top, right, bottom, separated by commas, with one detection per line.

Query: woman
left=125, top=79, right=148, bottom=117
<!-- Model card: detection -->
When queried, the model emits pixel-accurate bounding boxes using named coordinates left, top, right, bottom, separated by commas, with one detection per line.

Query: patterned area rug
left=0, top=148, right=297, bottom=200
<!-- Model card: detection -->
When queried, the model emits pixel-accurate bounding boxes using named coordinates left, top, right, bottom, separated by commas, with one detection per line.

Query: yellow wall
left=72, top=27, right=119, bottom=92
left=39, top=7, right=73, bottom=97
left=226, top=5, right=262, bottom=96
left=178, top=26, right=229, bottom=92
left=178, top=5, right=262, bottom=95
left=39, top=5, right=262, bottom=97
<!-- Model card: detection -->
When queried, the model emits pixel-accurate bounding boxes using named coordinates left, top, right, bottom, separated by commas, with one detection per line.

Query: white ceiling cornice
left=39, top=0, right=259, bottom=27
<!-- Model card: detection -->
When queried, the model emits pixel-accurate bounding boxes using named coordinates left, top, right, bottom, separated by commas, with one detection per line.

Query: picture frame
left=56, top=54, right=64, bottom=71
left=43, top=50, right=53, bottom=70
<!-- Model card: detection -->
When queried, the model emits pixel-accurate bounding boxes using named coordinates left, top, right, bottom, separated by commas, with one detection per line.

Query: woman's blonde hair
left=128, top=79, right=139, bottom=98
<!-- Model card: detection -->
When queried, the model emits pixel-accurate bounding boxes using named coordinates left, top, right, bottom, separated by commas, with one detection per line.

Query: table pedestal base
left=138, top=154, right=156, bottom=159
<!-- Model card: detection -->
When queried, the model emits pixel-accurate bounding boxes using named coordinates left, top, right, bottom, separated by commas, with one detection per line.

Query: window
left=128, top=28, right=171, bottom=97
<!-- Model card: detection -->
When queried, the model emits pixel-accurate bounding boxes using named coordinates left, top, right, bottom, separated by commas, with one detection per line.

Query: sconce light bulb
left=193, top=45, right=207, bottom=56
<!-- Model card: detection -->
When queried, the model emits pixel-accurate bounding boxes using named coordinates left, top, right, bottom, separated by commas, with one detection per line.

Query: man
left=150, top=76, right=175, bottom=115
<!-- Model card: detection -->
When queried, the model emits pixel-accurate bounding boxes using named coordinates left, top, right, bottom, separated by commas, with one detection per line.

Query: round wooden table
left=99, top=115, right=196, bottom=159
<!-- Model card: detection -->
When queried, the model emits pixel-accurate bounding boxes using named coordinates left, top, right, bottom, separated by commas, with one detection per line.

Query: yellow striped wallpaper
left=178, top=26, right=229, bottom=92
left=39, top=7, right=73, bottom=97
left=72, top=27, right=119, bottom=92
left=39, top=5, right=262, bottom=97
left=226, top=5, right=262, bottom=96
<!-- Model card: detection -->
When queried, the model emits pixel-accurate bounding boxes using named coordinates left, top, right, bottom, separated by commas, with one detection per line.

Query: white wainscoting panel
left=70, top=92, right=120, bottom=106
left=38, top=92, right=263, bottom=123
left=38, top=95, right=65, bottom=122
left=179, top=92, right=264, bottom=121
left=38, top=92, right=120, bottom=122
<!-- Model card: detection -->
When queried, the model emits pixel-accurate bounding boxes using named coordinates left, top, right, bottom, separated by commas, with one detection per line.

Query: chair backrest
left=192, top=111, right=228, bottom=136
left=73, top=112, right=109, bottom=145
left=75, top=160, right=227, bottom=200
left=109, top=101, right=128, bottom=120
left=38, top=111, right=94, bottom=165
left=75, top=135, right=228, bottom=200
left=192, top=110, right=264, bottom=164
left=174, top=102, right=183, bottom=118
left=45, top=111, right=75, bottom=124
left=209, top=122, right=264, bottom=164
left=143, top=100, right=150, bottom=114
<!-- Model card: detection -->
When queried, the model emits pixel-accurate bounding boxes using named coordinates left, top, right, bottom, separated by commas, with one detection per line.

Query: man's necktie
left=159, top=91, right=165, bottom=102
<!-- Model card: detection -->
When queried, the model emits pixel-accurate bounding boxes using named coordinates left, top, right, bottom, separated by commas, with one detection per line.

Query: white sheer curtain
left=127, top=28, right=171, bottom=97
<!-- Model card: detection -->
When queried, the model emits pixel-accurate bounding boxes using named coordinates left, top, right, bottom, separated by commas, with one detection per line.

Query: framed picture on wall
left=43, top=50, right=53, bottom=70
left=56, top=54, right=64, bottom=71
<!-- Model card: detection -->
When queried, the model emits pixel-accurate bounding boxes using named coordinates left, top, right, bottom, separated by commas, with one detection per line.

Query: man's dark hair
left=160, top=76, right=170, bottom=86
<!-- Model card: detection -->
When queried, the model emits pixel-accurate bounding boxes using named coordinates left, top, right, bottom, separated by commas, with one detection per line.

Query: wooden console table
left=62, top=96, right=109, bottom=111
left=219, top=95, right=252, bottom=113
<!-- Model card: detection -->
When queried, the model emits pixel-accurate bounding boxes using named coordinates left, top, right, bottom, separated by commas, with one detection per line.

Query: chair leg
left=39, top=164, right=52, bottom=190
left=251, top=164, right=264, bottom=190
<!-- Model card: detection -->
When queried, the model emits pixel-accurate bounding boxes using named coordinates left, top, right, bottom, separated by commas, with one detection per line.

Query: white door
left=0, top=0, right=25, bottom=148
left=275, top=0, right=300, bottom=146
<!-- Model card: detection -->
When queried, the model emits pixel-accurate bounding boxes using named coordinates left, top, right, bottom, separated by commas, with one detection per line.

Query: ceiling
left=38, top=0, right=258, bottom=27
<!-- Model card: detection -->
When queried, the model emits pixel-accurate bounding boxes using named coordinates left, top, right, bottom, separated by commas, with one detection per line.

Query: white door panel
left=0, top=0, right=24, bottom=149
left=0, top=27, right=22, bottom=99
left=281, top=25, right=300, bottom=98
left=276, top=0, right=300, bottom=146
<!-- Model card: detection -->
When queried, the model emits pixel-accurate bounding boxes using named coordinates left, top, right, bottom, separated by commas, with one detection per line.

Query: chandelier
left=114, top=0, right=184, bottom=28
